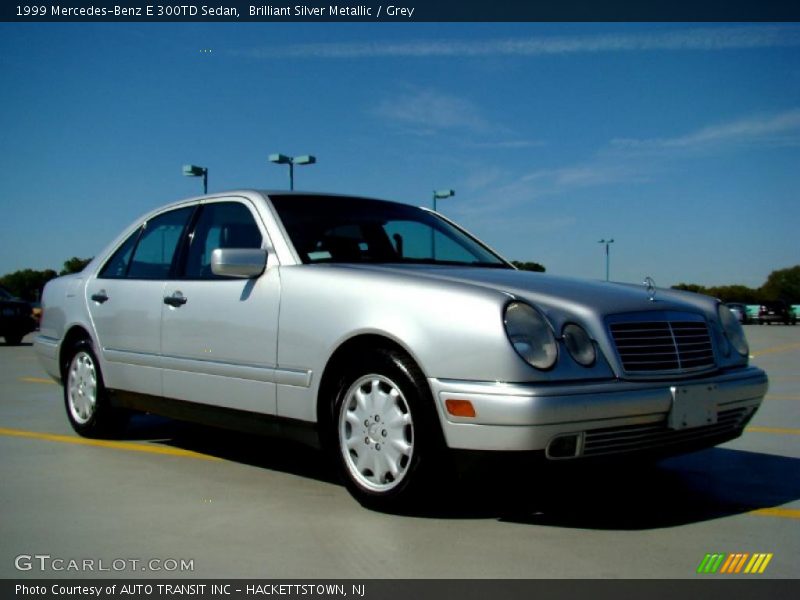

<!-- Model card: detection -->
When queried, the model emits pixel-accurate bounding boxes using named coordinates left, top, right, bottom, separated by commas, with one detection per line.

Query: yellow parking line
left=746, top=426, right=800, bottom=436
left=751, top=342, right=800, bottom=357
left=0, top=427, right=221, bottom=461
left=19, top=377, right=56, bottom=385
left=752, top=507, right=800, bottom=520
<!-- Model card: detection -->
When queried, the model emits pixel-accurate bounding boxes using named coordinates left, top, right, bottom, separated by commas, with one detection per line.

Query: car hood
left=340, top=264, right=716, bottom=321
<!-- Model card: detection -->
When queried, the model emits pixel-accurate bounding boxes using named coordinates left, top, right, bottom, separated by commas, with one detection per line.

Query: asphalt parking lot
left=0, top=326, right=798, bottom=579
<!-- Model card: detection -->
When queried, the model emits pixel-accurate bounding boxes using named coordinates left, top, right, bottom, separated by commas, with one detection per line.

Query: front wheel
left=64, top=340, right=128, bottom=438
left=330, top=349, right=447, bottom=510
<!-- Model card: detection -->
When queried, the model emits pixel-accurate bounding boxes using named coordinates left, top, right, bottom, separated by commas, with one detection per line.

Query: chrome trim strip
left=104, top=349, right=162, bottom=369
left=274, top=368, right=313, bottom=388
left=103, top=348, right=312, bottom=388
left=35, top=335, right=59, bottom=348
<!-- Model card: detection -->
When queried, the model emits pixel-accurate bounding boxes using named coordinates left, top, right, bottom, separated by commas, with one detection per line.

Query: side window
left=126, top=206, right=194, bottom=280
left=98, top=228, right=141, bottom=279
left=184, top=202, right=263, bottom=279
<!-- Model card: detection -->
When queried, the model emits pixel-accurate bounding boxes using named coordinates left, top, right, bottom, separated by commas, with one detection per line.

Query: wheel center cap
left=367, top=423, right=380, bottom=442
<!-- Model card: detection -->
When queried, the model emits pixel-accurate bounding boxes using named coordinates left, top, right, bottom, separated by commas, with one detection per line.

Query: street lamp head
left=434, top=189, right=455, bottom=200
left=269, top=152, right=316, bottom=191
left=182, top=164, right=207, bottom=177
left=598, top=238, right=615, bottom=281
left=268, top=153, right=291, bottom=165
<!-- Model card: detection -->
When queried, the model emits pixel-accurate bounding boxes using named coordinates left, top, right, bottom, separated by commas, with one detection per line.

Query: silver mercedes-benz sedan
left=35, top=190, right=768, bottom=509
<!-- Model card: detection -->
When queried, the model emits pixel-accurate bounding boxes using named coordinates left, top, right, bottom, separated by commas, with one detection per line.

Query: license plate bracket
left=668, top=384, right=719, bottom=430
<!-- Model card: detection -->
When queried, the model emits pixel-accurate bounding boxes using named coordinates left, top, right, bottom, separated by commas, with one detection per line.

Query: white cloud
left=466, top=139, right=545, bottom=150
left=521, top=164, right=644, bottom=189
left=611, top=108, right=800, bottom=151
left=462, top=166, right=509, bottom=191
left=373, top=89, right=491, bottom=134
left=235, top=25, right=800, bottom=60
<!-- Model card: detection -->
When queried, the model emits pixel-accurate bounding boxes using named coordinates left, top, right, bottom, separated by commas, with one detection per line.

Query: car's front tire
left=64, top=340, right=128, bottom=438
left=4, top=334, right=23, bottom=345
left=330, top=349, right=447, bottom=511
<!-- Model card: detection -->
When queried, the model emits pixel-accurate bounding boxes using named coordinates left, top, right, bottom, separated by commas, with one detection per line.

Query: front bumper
left=430, top=366, right=767, bottom=457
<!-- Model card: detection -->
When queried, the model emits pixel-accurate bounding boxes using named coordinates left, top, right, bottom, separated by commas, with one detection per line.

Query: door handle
left=91, top=291, right=109, bottom=304
left=163, top=293, right=188, bottom=307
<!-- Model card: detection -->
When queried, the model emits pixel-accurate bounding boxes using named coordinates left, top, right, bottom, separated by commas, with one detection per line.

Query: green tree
left=60, top=256, right=92, bottom=275
left=511, top=261, right=546, bottom=272
left=672, top=283, right=707, bottom=294
left=706, top=285, right=761, bottom=304
left=672, top=283, right=761, bottom=303
left=760, top=265, right=800, bottom=303
left=0, top=268, right=58, bottom=302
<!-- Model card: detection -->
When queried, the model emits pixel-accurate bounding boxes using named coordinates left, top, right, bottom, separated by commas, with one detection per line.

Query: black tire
left=326, top=348, right=448, bottom=511
left=63, top=339, right=129, bottom=438
left=4, top=334, right=23, bottom=345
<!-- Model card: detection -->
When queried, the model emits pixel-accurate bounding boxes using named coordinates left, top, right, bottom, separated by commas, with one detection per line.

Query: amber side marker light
left=445, top=399, right=476, bottom=418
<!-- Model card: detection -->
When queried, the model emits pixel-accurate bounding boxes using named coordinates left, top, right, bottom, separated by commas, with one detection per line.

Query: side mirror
left=211, top=248, right=268, bottom=279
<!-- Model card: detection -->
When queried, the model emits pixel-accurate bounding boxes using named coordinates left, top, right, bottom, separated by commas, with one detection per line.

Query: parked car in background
left=0, top=285, right=36, bottom=345
left=34, top=190, right=768, bottom=509
left=758, top=300, right=798, bottom=325
left=725, top=302, right=749, bottom=325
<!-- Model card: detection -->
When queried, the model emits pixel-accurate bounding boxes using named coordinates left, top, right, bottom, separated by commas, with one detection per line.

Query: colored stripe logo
left=697, top=553, right=773, bottom=574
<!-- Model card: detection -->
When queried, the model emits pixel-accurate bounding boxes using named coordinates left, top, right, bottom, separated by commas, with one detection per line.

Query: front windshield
left=270, top=194, right=510, bottom=268
left=0, top=286, right=13, bottom=300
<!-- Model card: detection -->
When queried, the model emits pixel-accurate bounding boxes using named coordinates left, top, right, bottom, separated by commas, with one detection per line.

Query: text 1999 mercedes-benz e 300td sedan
left=35, top=190, right=768, bottom=509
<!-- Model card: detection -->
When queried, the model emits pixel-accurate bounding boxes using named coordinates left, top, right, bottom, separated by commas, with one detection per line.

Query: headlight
left=504, top=302, right=557, bottom=370
left=718, top=304, right=749, bottom=357
left=562, top=323, right=596, bottom=367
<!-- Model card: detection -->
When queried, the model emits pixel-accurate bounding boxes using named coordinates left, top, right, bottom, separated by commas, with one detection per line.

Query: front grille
left=609, top=320, right=715, bottom=375
left=582, top=408, right=751, bottom=457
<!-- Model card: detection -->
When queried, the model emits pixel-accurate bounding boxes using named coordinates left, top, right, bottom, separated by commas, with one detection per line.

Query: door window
left=183, top=202, right=263, bottom=279
left=98, top=228, right=141, bottom=279
left=125, top=206, right=194, bottom=279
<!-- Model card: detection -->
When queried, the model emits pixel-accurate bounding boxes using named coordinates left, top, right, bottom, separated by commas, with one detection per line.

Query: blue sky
left=1, top=22, right=798, bottom=287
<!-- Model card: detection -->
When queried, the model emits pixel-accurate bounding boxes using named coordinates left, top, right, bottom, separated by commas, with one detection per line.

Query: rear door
left=87, top=205, right=195, bottom=396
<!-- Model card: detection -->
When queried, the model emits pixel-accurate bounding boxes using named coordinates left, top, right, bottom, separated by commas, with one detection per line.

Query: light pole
left=431, top=189, right=455, bottom=258
left=598, top=238, right=615, bottom=281
left=269, top=153, right=316, bottom=190
left=432, top=188, right=455, bottom=212
left=182, top=164, right=208, bottom=194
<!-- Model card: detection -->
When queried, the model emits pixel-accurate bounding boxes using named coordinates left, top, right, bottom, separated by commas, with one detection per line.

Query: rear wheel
left=4, top=334, right=23, bottom=345
left=64, top=340, right=128, bottom=438
left=329, top=349, right=447, bottom=510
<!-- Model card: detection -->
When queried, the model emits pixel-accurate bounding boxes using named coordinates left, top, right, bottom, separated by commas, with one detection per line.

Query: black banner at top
left=4, top=0, right=800, bottom=23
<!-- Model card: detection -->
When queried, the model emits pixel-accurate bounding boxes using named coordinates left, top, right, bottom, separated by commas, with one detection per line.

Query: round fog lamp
left=563, top=323, right=596, bottom=367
